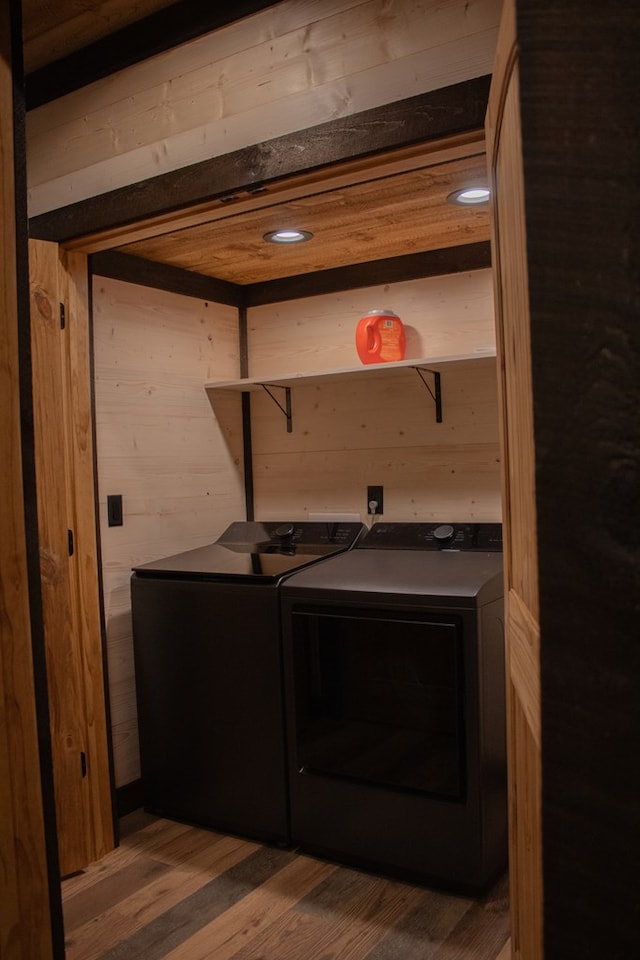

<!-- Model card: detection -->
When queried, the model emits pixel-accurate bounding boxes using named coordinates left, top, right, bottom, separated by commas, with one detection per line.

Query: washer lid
left=131, top=520, right=365, bottom=581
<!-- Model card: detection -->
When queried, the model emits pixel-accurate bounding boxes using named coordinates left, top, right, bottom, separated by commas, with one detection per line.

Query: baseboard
left=116, top=779, right=144, bottom=818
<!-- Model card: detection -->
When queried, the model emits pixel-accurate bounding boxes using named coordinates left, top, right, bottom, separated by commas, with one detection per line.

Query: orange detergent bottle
left=355, top=309, right=406, bottom=364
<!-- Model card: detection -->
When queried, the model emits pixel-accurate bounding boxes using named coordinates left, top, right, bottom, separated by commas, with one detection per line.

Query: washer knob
left=433, top=523, right=455, bottom=543
left=274, top=523, right=295, bottom=539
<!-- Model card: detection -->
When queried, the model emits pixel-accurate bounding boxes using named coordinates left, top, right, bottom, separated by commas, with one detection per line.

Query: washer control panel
left=359, top=521, right=502, bottom=551
left=218, top=521, right=365, bottom=552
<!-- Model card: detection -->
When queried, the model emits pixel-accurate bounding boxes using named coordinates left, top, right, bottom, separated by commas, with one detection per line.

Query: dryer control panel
left=359, top=521, right=502, bottom=551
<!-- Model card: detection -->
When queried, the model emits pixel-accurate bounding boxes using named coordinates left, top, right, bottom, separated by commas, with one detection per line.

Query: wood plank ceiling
left=20, top=0, right=491, bottom=286
left=115, top=151, right=491, bottom=285
left=21, top=0, right=178, bottom=73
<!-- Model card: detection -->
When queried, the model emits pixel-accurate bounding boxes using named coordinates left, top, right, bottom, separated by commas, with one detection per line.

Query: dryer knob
left=433, top=523, right=455, bottom=543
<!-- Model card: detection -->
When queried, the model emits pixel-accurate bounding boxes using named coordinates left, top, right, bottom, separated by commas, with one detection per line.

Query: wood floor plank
left=231, top=909, right=327, bottom=960
left=61, top=813, right=510, bottom=960
left=123, top=818, right=222, bottom=865
left=64, top=815, right=242, bottom=906
left=134, top=821, right=249, bottom=870
left=307, top=886, right=425, bottom=960
left=496, top=939, right=512, bottom=960
left=363, top=885, right=474, bottom=960
left=300, top=879, right=430, bottom=960
left=64, top=834, right=261, bottom=960
left=163, top=853, right=337, bottom=960
left=430, top=873, right=510, bottom=959
left=95, top=844, right=295, bottom=960
left=61, top=817, right=194, bottom=898
left=63, top=855, right=171, bottom=930
left=227, top=865, right=427, bottom=960
left=118, top=808, right=157, bottom=838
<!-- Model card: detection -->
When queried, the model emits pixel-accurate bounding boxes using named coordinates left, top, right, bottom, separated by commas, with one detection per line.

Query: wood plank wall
left=247, top=270, right=501, bottom=521
left=248, top=270, right=496, bottom=377
left=92, top=278, right=245, bottom=787
left=25, top=0, right=502, bottom=215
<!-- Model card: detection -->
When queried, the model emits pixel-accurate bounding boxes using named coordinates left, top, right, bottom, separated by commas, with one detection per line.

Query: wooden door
left=29, top=239, right=115, bottom=876
left=486, top=1, right=543, bottom=957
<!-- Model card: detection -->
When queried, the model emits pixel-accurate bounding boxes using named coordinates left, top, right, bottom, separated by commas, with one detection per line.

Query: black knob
left=274, top=523, right=295, bottom=539
left=433, top=523, right=455, bottom=542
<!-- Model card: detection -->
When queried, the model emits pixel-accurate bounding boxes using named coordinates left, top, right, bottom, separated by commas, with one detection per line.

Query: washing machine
left=280, top=520, right=506, bottom=889
left=130, top=519, right=364, bottom=844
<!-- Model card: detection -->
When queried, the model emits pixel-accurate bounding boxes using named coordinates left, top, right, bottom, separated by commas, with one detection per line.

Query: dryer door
left=289, top=607, right=466, bottom=801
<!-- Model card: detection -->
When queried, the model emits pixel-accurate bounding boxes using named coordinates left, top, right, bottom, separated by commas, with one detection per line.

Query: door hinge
left=60, top=302, right=66, bottom=330
left=68, top=529, right=74, bottom=556
left=80, top=751, right=87, bottom=778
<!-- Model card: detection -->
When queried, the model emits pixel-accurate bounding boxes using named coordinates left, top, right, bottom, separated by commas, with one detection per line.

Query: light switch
left=107, top=494, right=123, bottom=527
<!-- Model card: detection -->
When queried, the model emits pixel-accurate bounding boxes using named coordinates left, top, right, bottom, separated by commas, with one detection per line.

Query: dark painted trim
left=238, top=304, right=249, bottom=379
left=29, top=77, right=491, bottom=245
left=244, top=242, right=492, bottom=306
left=9, top=0, right=65, bottom=955
left=25, top=0, right=284, bottom=110
left=116, top=779, right=145, bottom=818
left=238, top=307, right=254, bottom=520
left=242, top=392, right=254, bottom=522
left=91, top=243, right=491, bottom=308
left=91, top=250, right=242, bottom=307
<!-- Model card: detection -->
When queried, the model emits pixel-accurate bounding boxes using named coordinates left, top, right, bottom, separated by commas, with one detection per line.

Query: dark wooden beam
left=29, top=77, right=490, bottom=246
left=25, top=0, right=284, bottom=110
left=243, top=242, right=492, bottom=306
left=90, top=250, right=242, bottom=307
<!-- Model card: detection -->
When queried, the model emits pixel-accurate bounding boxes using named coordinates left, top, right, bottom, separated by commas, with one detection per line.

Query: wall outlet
left=367, top=485, right=384, bottom=515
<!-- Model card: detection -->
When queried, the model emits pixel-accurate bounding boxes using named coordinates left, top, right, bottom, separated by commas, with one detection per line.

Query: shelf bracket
left=413, top=367, right=442, bottom=423
left=261, top=384, right=292, bottom=432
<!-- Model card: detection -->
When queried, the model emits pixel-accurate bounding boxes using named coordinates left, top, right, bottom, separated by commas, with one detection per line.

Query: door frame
left=27, top=73, right=513, bottom=956
left=28, top=240, right=116, bottom=877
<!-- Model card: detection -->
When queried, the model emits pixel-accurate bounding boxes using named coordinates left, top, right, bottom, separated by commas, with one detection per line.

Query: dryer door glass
left=290, top=609, right=465, bottom=801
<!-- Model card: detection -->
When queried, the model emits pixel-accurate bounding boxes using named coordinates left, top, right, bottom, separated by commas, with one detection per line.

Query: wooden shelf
left=204, top=348, right=496, bottom=393
left=205, top=349, right=496, bottom=432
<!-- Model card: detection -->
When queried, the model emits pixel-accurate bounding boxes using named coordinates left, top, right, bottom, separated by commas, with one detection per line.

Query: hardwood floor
left=61, top=810, right=511, bottom=960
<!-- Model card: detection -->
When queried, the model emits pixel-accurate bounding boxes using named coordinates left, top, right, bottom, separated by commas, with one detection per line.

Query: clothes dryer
left=280, top=521, right=506, bottom=889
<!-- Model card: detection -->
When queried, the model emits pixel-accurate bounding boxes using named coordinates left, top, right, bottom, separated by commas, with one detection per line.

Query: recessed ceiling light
left=447, top=187, right=491, bottom=205
left=263, top=229, right=313, bottom=244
